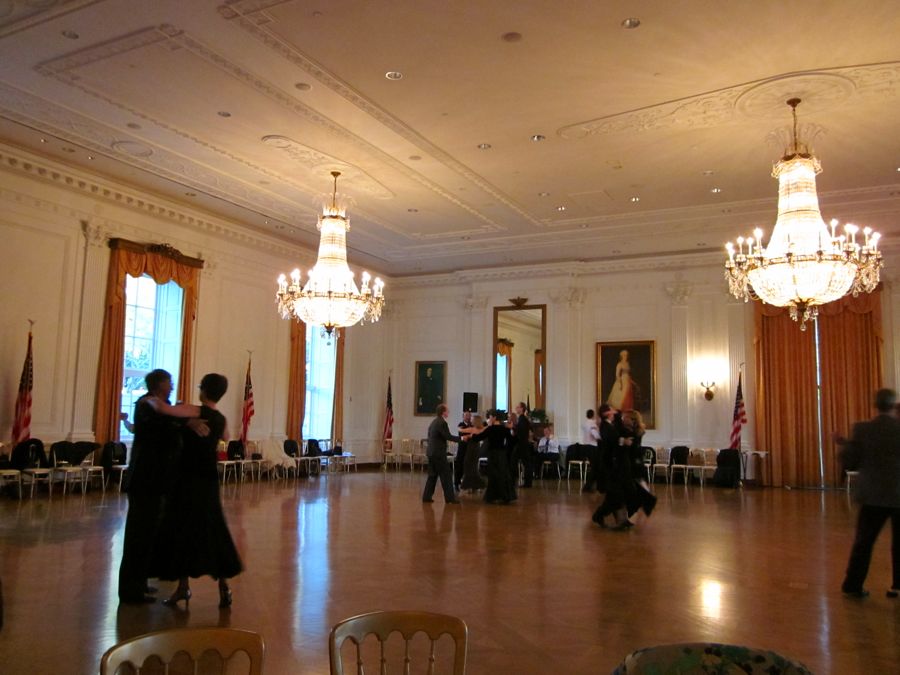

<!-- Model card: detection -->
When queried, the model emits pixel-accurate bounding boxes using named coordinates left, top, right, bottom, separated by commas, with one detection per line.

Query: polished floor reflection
left=1, top=471, right=898, bottom=674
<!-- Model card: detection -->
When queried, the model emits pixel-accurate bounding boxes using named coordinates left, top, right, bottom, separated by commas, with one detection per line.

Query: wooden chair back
left=329, top=610, right=467, bottom=675
left=100, top=627, right=264, bottom=675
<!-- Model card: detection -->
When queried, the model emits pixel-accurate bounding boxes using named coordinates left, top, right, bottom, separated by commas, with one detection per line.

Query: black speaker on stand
left=462, top=392, right=478, bottom=413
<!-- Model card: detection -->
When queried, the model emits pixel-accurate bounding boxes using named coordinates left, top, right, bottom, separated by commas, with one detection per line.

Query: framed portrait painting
left=414, top=361, right=447, bottom=416
left=596, top=341, right=656, bottom=429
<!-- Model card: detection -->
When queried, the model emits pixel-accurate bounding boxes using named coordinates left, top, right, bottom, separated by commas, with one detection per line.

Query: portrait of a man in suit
left=415, top=361, right=446, bottom=416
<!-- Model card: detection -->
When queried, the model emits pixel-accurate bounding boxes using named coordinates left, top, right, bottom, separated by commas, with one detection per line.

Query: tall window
left=496, top=352, right=510, bottom=413
left=302, top=329, right=337, bottom=440
left=120, top=275, right=184, bottom=440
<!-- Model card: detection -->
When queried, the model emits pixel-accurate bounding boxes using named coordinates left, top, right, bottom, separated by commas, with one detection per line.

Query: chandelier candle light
left=724, top=98, right=882, bottom=330
left=276, top=171, right=385, bottom=335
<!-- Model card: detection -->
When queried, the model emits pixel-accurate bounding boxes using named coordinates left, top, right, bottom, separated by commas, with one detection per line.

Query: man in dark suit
left=454, top=410, right=473, bottom=491
left=585, top=404, right=618, bottom=493
left=514, top=402, right=534, bottom=487
left=840, top=388, right=900, bottom=598
left=118, top=369, right=205, bottom=604
left=422, top=403, right=461, bottom=504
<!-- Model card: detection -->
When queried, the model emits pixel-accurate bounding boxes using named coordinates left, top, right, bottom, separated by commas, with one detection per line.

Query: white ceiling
left=1, top=0, right=898, bottom=277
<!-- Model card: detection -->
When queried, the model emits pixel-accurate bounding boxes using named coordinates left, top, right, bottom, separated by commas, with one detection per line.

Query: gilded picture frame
left=414, top=361, right=447, bottom=416
left=596, top=341, right=656, bottom=429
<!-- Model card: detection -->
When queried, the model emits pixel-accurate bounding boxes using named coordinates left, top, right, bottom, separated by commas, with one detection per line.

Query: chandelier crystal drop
left=724, top=98, right=882, bottom=330
left=276, top=171, right=385, bottom=335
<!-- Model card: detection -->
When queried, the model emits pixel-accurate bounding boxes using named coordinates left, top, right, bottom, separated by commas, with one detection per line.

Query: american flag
left=730, top=372, right=747, bottom=449
left=11, top=329, right=34, bottom=444
left=382, top=376, right=394, bottom=441
left=240, top=357, right=255, bottom=445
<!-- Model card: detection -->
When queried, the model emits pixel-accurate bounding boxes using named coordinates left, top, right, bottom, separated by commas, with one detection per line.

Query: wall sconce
left=700, top=381, right=716, bottom=401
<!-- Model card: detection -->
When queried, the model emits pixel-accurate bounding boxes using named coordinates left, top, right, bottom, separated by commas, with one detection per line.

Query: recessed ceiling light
left=502, top=32, right=523, bottom=42
left=407, top=208, right=418, bottom=213
left=556, top=205, right=567, bottom=212
left=217, top=111, right=232, bottom=118
left=264, top=219, right=269, bottom=224
left=409, top=155, right=422, bottom=161
left=710, top=187, right=722, bottom=193
left=295, top=82, right=311, bottom=91
left=477, top=143, right=491, bottom=150
left=61, top=30, right=79, bottom=39
left=630, top=196, right=640, bottom=203
left=580, top=224, right=588, bottom=229
left=87, top=155, right=94, bottom=160
left=621, top=18, right=641, bottom=29
left=702, top=170, right=714, bottom=176
left=39, top=138, right=47, bottom=143
left=385, top=71, right=403, bottom=80
left=531, top=134, right=545, bottom=142
left=538, top=191, right=550, bottom=197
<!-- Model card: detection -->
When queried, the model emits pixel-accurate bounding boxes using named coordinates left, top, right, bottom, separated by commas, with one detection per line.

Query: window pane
left=302, top=329, right=337, bottom=441
left=496, top=354, right=509, bottom=413
left=120, top=276, right=184, bottom=440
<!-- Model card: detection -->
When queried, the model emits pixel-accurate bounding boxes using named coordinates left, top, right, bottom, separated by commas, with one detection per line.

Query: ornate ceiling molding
left=33, top=24, right=504, bottom=240
left=0, top=81, right=321, bottom=228
left=391, top=251, right=725, bottom=288
left=260, top=135, right=393, bottom=200
left=559, top=63, right=900, bottom=140
left=0, top=0, right=102, bottom=38
left=0, top=143, right=315, bottom=261
left=216, top=3, right=541, bottom=229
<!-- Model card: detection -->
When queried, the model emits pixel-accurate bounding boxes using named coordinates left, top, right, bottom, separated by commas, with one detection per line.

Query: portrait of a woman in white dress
left=597, top=341, right=655, bottom=428
left=607, top=349, right=634, bottom=411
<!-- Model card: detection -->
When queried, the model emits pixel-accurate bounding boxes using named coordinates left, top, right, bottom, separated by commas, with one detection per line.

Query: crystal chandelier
left=725, top=98, right=882, bottom=329
left=276, top=171, right=385, bottom=335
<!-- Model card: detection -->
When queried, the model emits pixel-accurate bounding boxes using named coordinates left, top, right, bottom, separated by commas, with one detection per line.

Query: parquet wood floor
left=1, top=471, right=898, bottom=674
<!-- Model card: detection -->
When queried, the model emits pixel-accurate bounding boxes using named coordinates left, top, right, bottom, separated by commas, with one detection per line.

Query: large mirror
left=493, top=301, right=546, bottom=414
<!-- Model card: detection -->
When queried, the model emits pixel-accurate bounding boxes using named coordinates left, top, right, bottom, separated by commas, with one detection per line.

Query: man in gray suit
left=422, top=403, right=461, bottom=504
left=840, top=388, right=900, bottom=598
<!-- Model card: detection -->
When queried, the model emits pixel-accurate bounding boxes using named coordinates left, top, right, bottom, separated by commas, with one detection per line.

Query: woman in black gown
left=146, top=373, right=243, bottom=608
left=623, top=410, right=657, bottom=523
left=467, top=411, right=515, bottom=504
left=460, top=415, right=486, bottom=492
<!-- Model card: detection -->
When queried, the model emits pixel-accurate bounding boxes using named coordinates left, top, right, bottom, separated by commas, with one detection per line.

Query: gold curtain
left=286, top=319, right=307, bottom=440
left=94, top=239, right=202, bottom=445
left=754, top=289, right=883, bottom=487
left=534, top=349, right=545, bottom=409
left=331, top=331, right=345, bottom=444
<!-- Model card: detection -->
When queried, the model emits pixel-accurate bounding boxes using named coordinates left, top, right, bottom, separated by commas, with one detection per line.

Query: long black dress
left=473, top=424, right=515, bottom=503
left=460, top=436, right=486, bottom=491
left=153, top=405, right=243, bottom=581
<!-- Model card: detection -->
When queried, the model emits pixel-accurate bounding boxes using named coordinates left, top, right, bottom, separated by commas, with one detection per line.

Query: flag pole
left=813, top=317, right=826, bottom=489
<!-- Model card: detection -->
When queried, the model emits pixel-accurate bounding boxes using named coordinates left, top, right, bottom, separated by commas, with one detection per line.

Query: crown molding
left=0, top=142, right=318, bottom=264
left=391, top=250, right=725, bottom=288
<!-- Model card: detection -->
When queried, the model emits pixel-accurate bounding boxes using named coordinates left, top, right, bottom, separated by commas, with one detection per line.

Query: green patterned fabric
left=612, top=642, right=813, bottom=674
